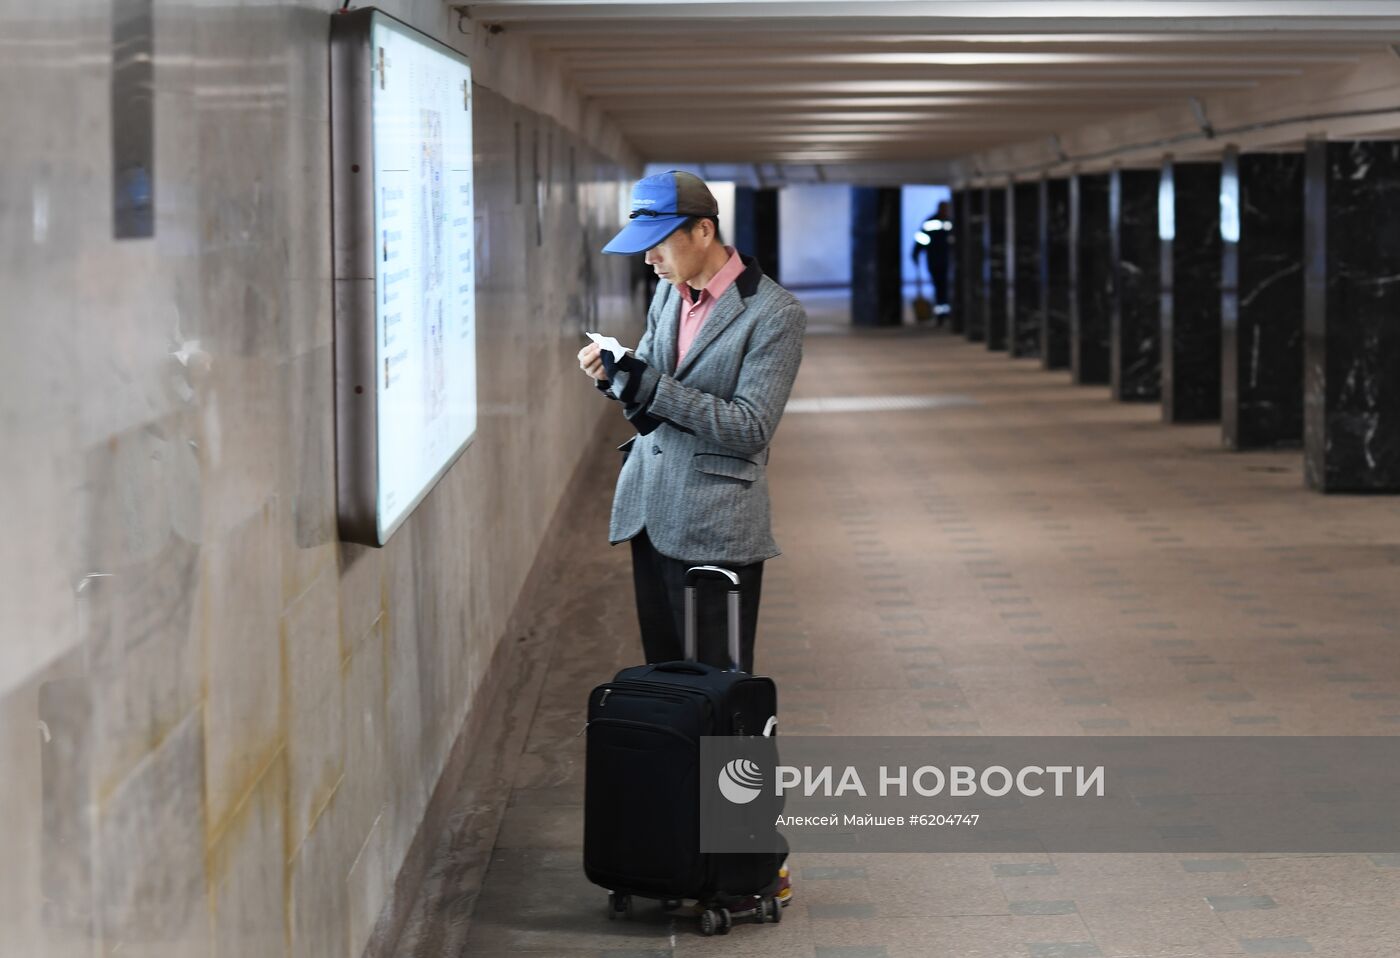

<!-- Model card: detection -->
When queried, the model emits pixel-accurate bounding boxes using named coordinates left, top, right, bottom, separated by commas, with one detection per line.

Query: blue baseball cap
left=602, top=170, right=720, bottom=255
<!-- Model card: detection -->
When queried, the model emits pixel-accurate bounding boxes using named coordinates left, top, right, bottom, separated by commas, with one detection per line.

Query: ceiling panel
left=454, top=1, right=1400, bottom=175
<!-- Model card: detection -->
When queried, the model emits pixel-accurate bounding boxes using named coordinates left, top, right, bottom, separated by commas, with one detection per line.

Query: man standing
left=577, top=170, right=806, bottom=676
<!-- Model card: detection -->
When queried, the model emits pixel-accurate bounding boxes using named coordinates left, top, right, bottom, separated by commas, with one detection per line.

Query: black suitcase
left=583, top=565, right=785, bottom=934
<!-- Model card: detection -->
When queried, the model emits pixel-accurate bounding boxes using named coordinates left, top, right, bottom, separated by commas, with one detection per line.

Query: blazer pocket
left=692, top=452, right=760, bottom=482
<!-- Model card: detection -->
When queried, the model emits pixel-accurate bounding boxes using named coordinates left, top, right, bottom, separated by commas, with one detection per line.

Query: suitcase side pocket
left=584, top=718, right=703, bottom=897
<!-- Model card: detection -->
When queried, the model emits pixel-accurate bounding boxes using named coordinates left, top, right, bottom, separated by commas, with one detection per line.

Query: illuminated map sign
left=331, top=9, right=477, bottom=546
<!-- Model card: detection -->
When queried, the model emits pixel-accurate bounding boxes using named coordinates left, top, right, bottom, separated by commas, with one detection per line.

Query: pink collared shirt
left=676, top=246, right=745, bottom=366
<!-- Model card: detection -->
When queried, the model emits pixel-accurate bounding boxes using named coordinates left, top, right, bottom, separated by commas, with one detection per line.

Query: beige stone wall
left=0, top=2, right=642, bottom=956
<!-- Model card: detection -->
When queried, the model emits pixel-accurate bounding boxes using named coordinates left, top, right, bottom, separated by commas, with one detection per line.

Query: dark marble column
left=963, top=189, right=986, bottom=341
left=1303, top=140, right=1400, bottom=492
left=1010, top=181, right=1041, bottom=358
left=1042, top=177, right=1072, bottom=369
left=1071, top=173, right=1112, bottom=384
left=1221, top=149, right=1305, bottom=450
left=986, top=185, right=1009, bottom=350
left=1160, top=160, right=1222, bottom=422
left=1111, top=167, right=1162, bottom=401
left=949, top=189, right=965, bottom=334
left=734, top=186, right=780, bottom=282
left=850, top=186, right=902, bottom=327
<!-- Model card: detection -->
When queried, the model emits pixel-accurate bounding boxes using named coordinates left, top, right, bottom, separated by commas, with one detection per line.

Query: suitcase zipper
left=585, top=684, right=707, bottom=734
left=606, top=680, right=751, bottom=732
left=604, top=681, right=712, bottom=707
left=579, top=687, right=610, bottom=737
left=594, top=678, right=775, bottom=737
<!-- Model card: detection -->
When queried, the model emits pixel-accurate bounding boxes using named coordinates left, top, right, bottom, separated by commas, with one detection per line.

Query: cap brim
left=601, top=215, right=687, bottom=254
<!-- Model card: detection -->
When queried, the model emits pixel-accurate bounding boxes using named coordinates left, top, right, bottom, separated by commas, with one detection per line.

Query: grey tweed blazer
left=603, top=255, right=807, bottom=565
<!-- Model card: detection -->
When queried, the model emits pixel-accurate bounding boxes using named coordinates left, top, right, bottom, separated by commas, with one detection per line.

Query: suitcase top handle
left=685, top=565, right=740, bottom=588
left=651, top=661, right=712, bottom=676
left=683, top=565, right=743, bottom=671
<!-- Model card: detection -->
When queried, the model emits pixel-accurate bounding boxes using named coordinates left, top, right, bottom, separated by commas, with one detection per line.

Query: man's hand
left=577, top=342, right=606, bottom=381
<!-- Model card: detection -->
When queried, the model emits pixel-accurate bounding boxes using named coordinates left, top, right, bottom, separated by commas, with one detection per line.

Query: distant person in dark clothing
left=911, top=200, right=953, bottom=326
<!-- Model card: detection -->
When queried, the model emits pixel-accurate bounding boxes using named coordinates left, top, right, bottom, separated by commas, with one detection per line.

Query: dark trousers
left=629, top=528, right=764, bottom=672
left=930, top=246, right=951, bottom=308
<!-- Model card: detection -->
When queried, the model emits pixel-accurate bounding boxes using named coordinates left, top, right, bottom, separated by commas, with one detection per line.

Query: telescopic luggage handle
left=684, top=565, right=742, bottom=672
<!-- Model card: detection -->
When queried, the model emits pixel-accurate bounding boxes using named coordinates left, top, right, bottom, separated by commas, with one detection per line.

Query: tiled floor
left=391, top=294, right=1400, bottom=958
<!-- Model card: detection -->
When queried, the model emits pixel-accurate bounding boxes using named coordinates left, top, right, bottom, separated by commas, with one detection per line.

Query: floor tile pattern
left=392, top=296, right=1400, bottom=958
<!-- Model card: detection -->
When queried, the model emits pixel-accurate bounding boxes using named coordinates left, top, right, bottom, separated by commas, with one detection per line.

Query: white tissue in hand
left=586, top=332, right=633, bottom=362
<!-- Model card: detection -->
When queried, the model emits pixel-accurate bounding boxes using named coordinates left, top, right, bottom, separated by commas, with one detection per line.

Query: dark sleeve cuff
left=615, top=354, right=660, bottom=406
left=623, top=400, right=664, bottom=435
left=613, top=359, right=660, bottom=434
left=599, top=347, right=620, bottom=381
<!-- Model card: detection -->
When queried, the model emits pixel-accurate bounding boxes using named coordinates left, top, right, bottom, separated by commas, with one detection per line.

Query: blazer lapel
left=675, top=285, right=747, bottom=378
left=655, top=285, right=681, bottom=375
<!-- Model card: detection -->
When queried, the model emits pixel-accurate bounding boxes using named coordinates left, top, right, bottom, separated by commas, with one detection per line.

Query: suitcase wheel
left=699, top=907, right=732, bottom=936
left=764, top=897, right=782, bottom=923
left=606, top=892, right=633, bottom=920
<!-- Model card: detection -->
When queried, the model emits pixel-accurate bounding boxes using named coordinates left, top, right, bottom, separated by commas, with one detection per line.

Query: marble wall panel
left=1041, top=178, right=1072, bottom=370
left=339, top=545, right=387, bottom=654
left=78, top=422, right=203, bottom=796
left=96, top=708, right=209, bottom=954
left=1111, top=168, right=1162, bottom=401
left=281, top=16, right=338, bottom=317
left=85, top=549, right=202, bottom=802
left=197, top=353, right=286, bottom=541
left=1221, top=149, right=1305, bottom=450
left=277, top=344, right=338, bottom=600
left=0, top=5, right=638, bottom=957
left=194, top=136, right=288, bottom=365
left=209, top=754, right=286, bottom=958
left=2, top=15, right=97, bottom=928
left=283, top=568, right=346, bottom=852
left=201, top=505, right=283, bottom=836
left=347, top=811, right=396, bottom=958
left=343, top=620, right=390, bottom=846
left=1304, top=140, right=1400, bottom=492
left=406, top=502, right=455, bottom=770
left=379, top=519, right=435, bottom=871
left=289, top=793, right=354, bottom=958
left=1071, top=173, right=1113, bottom=384
left=986, top=185, right=1010, bottom=350
left=5, top=675, right=93, bottom=958
left=0, top=6, right=84, bottom=692
left=39, top=669, right=95, bottom=940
